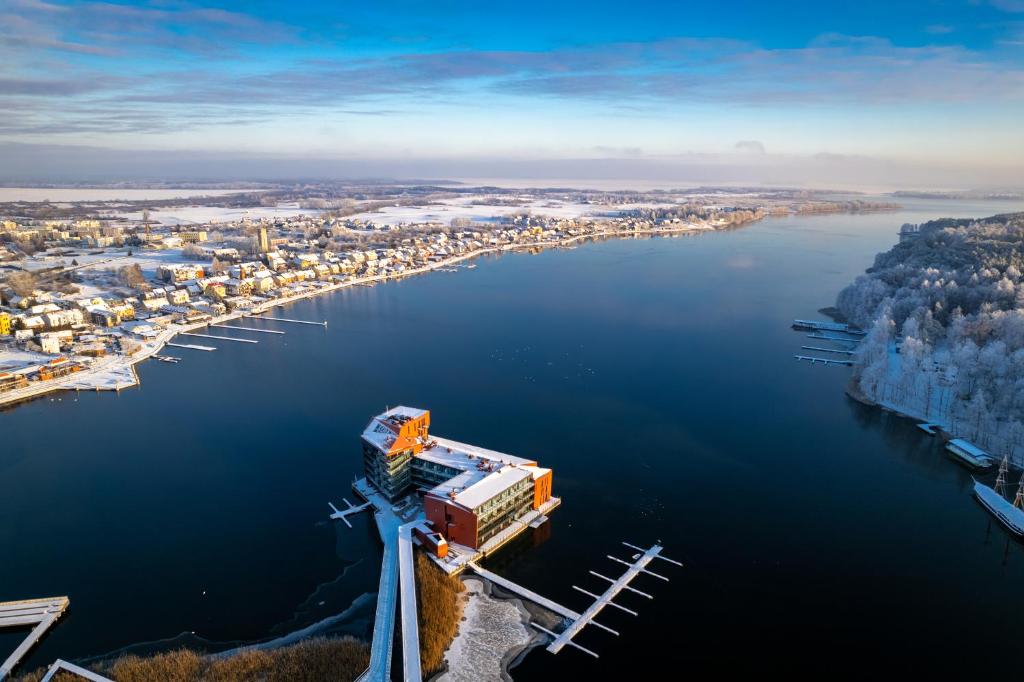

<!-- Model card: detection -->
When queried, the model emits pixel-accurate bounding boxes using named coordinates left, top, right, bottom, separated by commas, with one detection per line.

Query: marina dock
left=166, top=342, right=216, bottom=352
left=794, top=355, right=854, bottom=366
left=806, top=332, right=861, bottom=343
left=792, top=319, right=865, bottom=335
left=801, top=346, right=855, bottom=355
left=210, top=324, right=285, bottom=335
left=250, top=315, right=327, bottom=327
left=468, top=541, right=678, bottom=659
left=181, top=332, right=257, bottom=344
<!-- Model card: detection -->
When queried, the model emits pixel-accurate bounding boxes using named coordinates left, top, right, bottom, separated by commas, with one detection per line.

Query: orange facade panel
left=532, top=470, right=553, bottom=510
left=385, top=411, right=431, bottom=456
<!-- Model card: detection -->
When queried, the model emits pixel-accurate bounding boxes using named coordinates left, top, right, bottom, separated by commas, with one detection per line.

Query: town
left=0, top=189, right=769, bottom=405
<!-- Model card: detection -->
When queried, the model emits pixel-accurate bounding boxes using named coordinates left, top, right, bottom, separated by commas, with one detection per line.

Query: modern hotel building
left=361, top=406, right=554, bottom=550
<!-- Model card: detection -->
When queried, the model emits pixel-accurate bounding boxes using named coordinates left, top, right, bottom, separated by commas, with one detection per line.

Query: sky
left=2, top=0, right=1023, bottom=187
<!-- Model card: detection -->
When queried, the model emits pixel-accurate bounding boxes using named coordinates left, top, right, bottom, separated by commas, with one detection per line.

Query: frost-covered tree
left=837, top=212, right=1024, bottom=463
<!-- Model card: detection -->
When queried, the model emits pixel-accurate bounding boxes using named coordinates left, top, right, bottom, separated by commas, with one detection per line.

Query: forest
left=837, top=212, right=1024, bottom=463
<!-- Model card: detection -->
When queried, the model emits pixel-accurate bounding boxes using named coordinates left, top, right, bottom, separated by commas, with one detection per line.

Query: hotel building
left=361, top=406, right=554, bottom=550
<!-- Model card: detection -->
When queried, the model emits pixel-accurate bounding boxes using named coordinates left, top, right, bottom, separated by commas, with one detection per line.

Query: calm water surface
left=3, top=198, right=1024, bottom=677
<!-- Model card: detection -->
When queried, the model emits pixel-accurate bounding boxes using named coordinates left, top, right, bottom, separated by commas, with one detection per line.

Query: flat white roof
left=416, top=436, right=536, bottom=510
left=453, top=466, right=532, bottom=511
left=949, top=438, right=992, bottom=459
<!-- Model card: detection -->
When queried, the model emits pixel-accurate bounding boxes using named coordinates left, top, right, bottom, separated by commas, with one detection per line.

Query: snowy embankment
left=437, top=577, right=537, bottom=682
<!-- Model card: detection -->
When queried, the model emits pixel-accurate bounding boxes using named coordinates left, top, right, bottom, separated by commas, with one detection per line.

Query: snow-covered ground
left=346, top=195, right=676, bottom=227
left=117, top=203, right=322, bottom=226
left=437, top=577, right=535, bottom=682
left=0, top=188, right=254, bottom=202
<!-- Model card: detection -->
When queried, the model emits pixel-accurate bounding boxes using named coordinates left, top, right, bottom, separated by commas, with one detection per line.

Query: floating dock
left=210, top=324, right=285, bottom=335
left=794, top=355, right=854, bottom=366
left=546, top=543, right=679, bottom=656
left=469, top=541, right=678, bottom=659
left=792, top=319, right=865, bottom=335
left=801, top=346, right=855, bottom=355
left=1, top=596, right=70, bottom=679
left=327, top=498, right=372, bottom=528
left=806, top=332, right=861, bottom=343
left=181, top=332, right=257, bottom=344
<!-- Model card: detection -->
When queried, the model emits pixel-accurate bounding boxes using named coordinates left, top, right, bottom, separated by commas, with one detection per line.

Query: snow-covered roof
left=361, top=405, right=429, bottom=453
left=948, top=438, right=992, bottom=460
left=416, top=436, right=536, bottom=510
left=452, top=467, right=531, bottom=510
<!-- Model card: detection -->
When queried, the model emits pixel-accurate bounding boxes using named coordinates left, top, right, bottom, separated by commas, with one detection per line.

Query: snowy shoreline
left=434, top=576, right=558, bottom=682
left=0, top=222, right=731, bottom=410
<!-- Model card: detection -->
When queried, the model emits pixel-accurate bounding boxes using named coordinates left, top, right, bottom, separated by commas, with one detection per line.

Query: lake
left=3, top=197, right=1024, bottom=677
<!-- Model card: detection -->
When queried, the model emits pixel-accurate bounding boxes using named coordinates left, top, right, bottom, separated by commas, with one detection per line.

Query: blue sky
left=2, top=0, right=1023, bottom=185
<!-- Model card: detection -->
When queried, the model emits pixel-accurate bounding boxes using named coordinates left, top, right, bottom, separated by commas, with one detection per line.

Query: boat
left=946, top=438, right=995, bottom=469
left=973, top=456, right=1024, bottom=537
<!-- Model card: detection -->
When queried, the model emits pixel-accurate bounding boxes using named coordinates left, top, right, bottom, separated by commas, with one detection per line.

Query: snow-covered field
left=346, top=195, right=676, bottom=227
left=117, top=203, right=321, bottom=226
left=0, top=188, right=254, bottom=202
left=438, top=577, right=535, bottom=682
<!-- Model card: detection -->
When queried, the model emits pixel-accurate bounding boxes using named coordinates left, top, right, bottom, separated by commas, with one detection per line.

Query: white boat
left=946, top=438, right=995, bottom=469
left=973, top=457, right=1024, bottom=537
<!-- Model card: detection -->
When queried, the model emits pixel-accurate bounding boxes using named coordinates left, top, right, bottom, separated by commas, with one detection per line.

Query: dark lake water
left=4, top=198, right=1024, bottom=678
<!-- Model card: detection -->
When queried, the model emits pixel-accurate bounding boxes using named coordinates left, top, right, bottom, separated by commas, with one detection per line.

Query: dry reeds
left=415, top=551, right=466, bottom=676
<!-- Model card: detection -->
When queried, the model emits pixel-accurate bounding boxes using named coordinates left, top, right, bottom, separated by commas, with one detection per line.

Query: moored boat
left=973, top=456, right=1024, bottom=537
left=946, top=438, right=995, bottom=469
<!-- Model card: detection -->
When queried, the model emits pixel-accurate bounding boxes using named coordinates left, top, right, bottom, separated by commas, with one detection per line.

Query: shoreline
left=434, top=576, right=560, bottom=682
left=0, top=222, right=732, bottom=409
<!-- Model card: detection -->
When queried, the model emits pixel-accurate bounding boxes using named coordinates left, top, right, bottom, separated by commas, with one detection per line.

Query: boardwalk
left=0, top=596, right=70, bottom=679
left=357, top=514, right=399, bottom=682
left=467, top=563, right=580, bottom=620
left=398, top=524, right=422, bottom=682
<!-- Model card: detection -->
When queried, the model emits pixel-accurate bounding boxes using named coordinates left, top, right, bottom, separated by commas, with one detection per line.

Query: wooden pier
left=210, top=324, right=285, bottom=335
left=0, top=596, right=70, bottom=679
left=181, top=332, right=257, bottom=344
